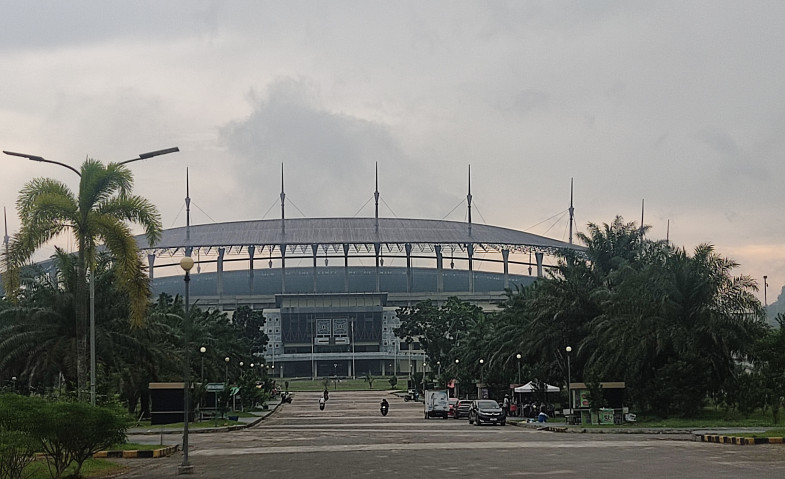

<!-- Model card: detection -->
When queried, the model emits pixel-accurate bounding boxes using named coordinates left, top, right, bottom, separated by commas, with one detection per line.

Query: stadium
left=139, top=185, right=584, bottom=381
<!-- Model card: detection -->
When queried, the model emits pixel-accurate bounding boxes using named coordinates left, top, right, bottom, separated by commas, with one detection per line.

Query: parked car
left=468, top=399, right=506, bottom=426
left=448, top=398, right=459, bottom=418
left=454, top=399, right=472, bottom=419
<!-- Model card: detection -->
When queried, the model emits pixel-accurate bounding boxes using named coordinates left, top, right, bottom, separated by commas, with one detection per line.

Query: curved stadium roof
left=138, top=217, right=584, bottom=256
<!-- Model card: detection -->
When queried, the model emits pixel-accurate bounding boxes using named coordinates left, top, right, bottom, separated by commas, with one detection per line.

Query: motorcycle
left=380, top=402, right=389, bottom=416
left=403, top=390, right=418, bottom=402
left=281, top=393, right=292, bottom=404
left=319, top=399, right=326, bottom=411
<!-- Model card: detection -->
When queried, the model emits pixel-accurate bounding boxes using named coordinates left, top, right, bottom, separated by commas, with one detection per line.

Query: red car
left=447, top=398, right=459, bottom=418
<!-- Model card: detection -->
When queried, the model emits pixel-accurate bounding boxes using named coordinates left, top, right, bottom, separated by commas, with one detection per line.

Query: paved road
left=121, top=390, right=785, bottom=478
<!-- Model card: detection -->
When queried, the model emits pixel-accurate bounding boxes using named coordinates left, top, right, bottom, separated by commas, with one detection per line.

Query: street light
left=3, top=146, right=179, bottom=406
left=764, top=275, right=769, bottom=307
left=224, top=357, right=230, bottom=384
left=200, top=347, right=207, bottom=384
left=179, top=255, right=194, bottom=474
left=566, top=346, right=572, bottom=424
left=479, top=359, right=484, bottom=398
left=10, top=376, right=16, bottom=393
left=516, top=353, right=522, bottom=385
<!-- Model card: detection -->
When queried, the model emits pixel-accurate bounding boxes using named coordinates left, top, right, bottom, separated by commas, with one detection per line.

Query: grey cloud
left=219, top=78, right=418, bottom=218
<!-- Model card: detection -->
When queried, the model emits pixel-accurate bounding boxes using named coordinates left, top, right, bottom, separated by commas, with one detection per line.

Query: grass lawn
left=25, top=458, right=124, bottom=479
left=565, top=407, right=782, bottom=429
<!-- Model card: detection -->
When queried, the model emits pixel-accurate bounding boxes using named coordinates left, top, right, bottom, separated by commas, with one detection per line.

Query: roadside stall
left=567, top=382, right=627, bottom=425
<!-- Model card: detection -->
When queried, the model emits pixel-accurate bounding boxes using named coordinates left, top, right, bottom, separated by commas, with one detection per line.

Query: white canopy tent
left=514, top=381, right=560, bottom=393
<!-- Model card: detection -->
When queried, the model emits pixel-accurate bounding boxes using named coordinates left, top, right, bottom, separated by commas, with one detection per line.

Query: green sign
left=206, top=383, right=225, bottom=392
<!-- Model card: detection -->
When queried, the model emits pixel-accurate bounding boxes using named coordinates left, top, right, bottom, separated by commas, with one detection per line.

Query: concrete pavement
left=115, top=391, right=785, bottom=478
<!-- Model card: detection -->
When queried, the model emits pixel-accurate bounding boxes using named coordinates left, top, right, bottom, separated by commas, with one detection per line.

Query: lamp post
left=179, top=255, right=194, bottom=474
left=200, top=347, right=207, bottom=384
left=224, top=357, right=230, bottom=384
left=333, top=363, right=338, bottom=389
left=479, top=359, right=484, bottom=399
left=437, top=361, right=441, bottom=385
left=764, top=275, right=769, bottom=307
left=516, top=353, right=522, bottom=385
left=3, top=147, right=179, bottom=406
left=10, top=376, right=16, bottom=393
left=565, top=346, right=572, bottom=424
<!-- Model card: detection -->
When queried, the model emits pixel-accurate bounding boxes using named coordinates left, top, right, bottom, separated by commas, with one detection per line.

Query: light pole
left=565, top=346, right=572, bottom=424
left=3, top=147, right=179, bottom=406
left=200, top=347, right=207, bottom=384
left=479, top=359, right=484, bottom=399
left=437, top=361, right=441, bottom=385
left=10, top=376, right=16, bottom=393
left=179, top=255, right=194, bottom=474
left=516, top=353, right=522, bottom=385
left=764, top=275, right=769, bottom=307
left=333, top=363, right=338, bottom=389
left=224, top=357, right=230, bottom=384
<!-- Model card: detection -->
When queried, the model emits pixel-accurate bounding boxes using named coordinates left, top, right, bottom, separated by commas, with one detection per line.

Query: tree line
left=396, top=217, right=785, bottom=420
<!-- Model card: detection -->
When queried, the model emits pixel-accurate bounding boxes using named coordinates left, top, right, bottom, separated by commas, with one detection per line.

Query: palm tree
left=2, top=158, right=161, bottom=399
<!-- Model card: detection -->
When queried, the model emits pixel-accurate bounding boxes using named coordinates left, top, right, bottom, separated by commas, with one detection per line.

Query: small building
left=567, top=382, right=627, bottom=425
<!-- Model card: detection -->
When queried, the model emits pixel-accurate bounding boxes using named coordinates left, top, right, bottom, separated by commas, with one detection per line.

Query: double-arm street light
left=3, top=147, right=179, bottom=406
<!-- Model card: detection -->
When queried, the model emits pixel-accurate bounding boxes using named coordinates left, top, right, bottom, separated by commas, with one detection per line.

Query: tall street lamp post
left=3, top=147, right=179, bottom=406
left=200, top=347, right=207, bottom=384
left=224, top=357, right=230, bottom=384
left=179, top=256, right=194, bottom=474
left=565, top=346, right=572, bottom=424
left=516, top=353, right=522, bottom=385
left=479, top=359, right=484, bottom=399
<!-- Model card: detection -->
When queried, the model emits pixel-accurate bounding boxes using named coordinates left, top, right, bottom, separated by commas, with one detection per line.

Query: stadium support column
left=374, top=242, right=381, bottom=292
left=502, top=249, right=509, bottom=289
left=311, top=244, right=318, bottom=293
left=435, top=245, right=444, bottom=293
left=405, top=243, right=413, bottom=293
left=343, top=244, right=350, bottom=293
left=248, top=246, right=255, bottom=295
left=535, top=251, right=544, bottom=278
left=280, top=245, right=287, bottom=294
left=217, top=248, right=225, bottom=297
left=147, top=254, right=156, bottom=280
left=467, top=243, right=474, bottom=293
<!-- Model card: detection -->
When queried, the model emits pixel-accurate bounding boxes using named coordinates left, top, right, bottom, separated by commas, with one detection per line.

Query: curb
left=700, top=434, right=785, bottom=445
left=129, top=402, right=280, bottom=435
left=92, top=445, right=179, bottom=459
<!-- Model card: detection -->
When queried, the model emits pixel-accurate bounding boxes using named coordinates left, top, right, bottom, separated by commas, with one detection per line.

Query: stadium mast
left=568, top=178, right=575, bottom=244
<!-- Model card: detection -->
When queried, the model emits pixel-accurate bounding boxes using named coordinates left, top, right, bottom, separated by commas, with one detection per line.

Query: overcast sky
left=2, top=1, right=785, bottom=303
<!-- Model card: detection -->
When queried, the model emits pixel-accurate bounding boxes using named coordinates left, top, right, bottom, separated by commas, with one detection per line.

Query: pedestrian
left=502, top=395, right=510, bottom=417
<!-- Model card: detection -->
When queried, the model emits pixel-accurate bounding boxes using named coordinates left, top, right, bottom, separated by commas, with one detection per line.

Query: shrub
left=29, top=401, right=128, bottom=479
left=0, top=429, right=37, bottom=479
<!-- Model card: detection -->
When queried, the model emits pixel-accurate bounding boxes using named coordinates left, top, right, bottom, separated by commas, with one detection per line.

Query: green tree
left=2, top=159, right=161, bottom=400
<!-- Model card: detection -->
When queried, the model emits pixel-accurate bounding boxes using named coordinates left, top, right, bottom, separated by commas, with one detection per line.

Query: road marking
left=191, top=440, right=700, bottom=457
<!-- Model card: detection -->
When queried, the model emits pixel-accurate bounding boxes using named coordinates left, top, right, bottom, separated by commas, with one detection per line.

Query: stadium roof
left=137, top=217, right=584, bottom=257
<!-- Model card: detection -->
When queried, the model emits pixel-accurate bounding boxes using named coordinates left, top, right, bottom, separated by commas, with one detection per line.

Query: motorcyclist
left=380, top=398, right=389, bottom=408
left=323, top=388, right=329, bottom=401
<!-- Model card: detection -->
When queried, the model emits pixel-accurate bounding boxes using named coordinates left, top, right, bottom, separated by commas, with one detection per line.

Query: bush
left=0, top=429, right=37, bottom=479
left=28, top=401, right=128, bottom=479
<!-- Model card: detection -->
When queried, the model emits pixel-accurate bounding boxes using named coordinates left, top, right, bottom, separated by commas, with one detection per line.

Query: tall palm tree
left=2, top=158, right=161, bottom=399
